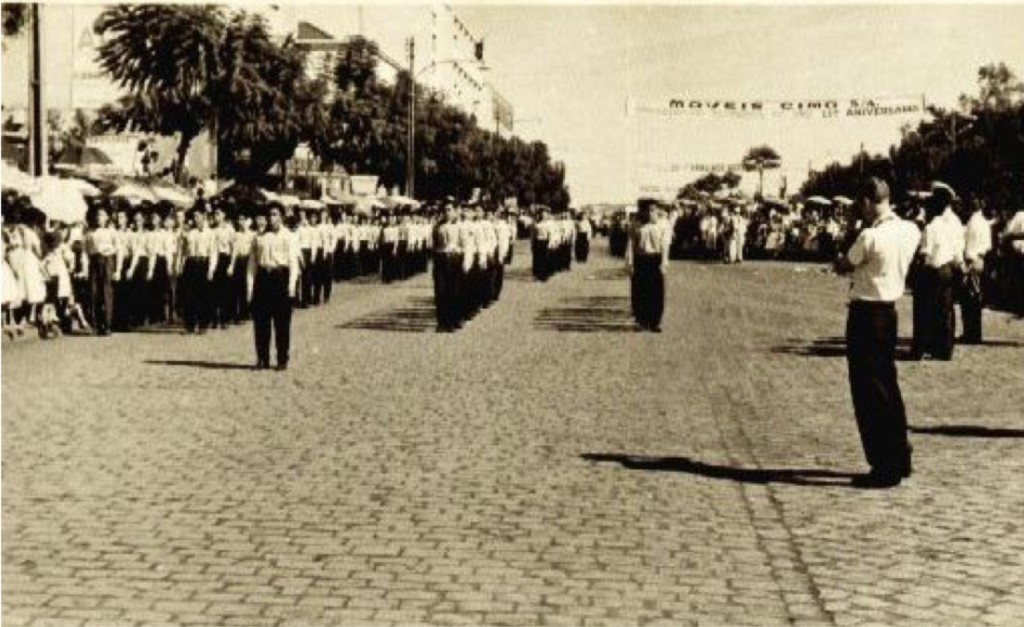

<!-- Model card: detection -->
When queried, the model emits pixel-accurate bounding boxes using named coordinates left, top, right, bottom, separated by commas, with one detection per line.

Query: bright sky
left=5, top=3, right=1023, bottom=205
left=444, top=4, right=1024, bottom=205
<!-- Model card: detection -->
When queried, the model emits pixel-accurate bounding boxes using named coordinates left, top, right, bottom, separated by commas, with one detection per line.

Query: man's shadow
left=581, top=453, right=861, bottom=488
left=910, top=425, right=1024, bottom=439
left=144, top=359, right=258, bottom=371
left=771, top=336, right=917, bottom=360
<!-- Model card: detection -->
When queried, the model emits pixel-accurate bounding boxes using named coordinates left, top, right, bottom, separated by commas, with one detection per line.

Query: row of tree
left=801, top=63, right=1024, bottom=215
left=46, top=4, right=568, bottom=209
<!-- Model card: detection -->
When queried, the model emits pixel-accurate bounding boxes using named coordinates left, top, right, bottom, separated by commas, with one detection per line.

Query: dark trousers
left=532, top=240, right=548, bottom=281
left=914, top=265, right=956, bottom=359
left=129, top=257, right=151, bottom=327
left=232, top=257, right=249, bottom=322
left=89, top=254, right=115, bottom=334
left=433, top=253, right=461, bottom=330
left=211, top=253, right=233, bottom=326
left=181, top=257, right=211, bottom=332
left=113, top=258, right=131, bottom=330
left=960, top=269, right=984, bottom=343
left=489, top=258, right=501, bottom=299
left=321, top=253, right=334, bottom=303
left=631, top=255, right=665, bottom=329
left=397, top=241, right=409, bottom=279
left=846, top=301, right=910, bottom=477
left=382, top=243, right=398, bottom=283
left=576, top=234, right=590, bottom=263
left=300, top=249, right=314, bottom=306
left=252, top=267, right=292, bottom=366
left=150, top=257, right=170, bottom=324
left=310, top=250, right=325, bottom=304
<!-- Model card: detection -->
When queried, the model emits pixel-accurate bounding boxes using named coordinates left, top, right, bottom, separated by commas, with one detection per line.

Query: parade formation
left=4, top=4, right=1024, bottom=627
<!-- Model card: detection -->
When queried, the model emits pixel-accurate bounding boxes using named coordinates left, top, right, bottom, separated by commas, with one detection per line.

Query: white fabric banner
left=627, top=96, right=926, bottom=119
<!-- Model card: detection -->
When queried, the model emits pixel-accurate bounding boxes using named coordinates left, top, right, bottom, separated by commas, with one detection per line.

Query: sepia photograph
left=2, top=1, right=1023, bottom=626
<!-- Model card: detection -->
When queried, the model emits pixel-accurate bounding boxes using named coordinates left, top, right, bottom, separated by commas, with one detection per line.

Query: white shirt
left=1003, top=210, right=1024, bottom=254
left=963, top=212, right=992, bottom=261
left=847, top=212, right=921, bottom=303
left=920, top=208, right=965, bottom=268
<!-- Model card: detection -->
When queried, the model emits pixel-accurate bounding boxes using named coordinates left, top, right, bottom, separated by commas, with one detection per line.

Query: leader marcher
left=248, top=204, right=300, bottom=371
left=626, top=199, right=672, bottom=333
left=834, top=177, right=921, bottom=488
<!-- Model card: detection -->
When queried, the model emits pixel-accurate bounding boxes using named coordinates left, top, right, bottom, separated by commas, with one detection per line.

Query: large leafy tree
left=319, top=35, right=570, bottom=207
left=95, top=5, right=223, bottom=180
left=94, top=5, right=327, bottom=185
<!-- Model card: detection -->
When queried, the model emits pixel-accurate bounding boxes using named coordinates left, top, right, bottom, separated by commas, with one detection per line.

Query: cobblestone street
left=3, top=241, right=1024, bottom=627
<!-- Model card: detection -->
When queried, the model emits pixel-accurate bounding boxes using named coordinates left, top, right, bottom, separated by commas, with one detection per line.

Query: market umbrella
left=30, top=176, right=89, bottom=223
left=148, top=181, right=194, bottom=207
left=805, top=196, right=831, bottom=206
left=277, top=193, right=301, bottom=208
left=111, top=180, right=159, bottom=205
left=299, top=198, right=325, bottom=211
left=832, top=195, right=854, bottom=206
left=384, top=194, right=421, bottom=208
left=1, top=162, right=39, bottom=195
left=65, top=177, right=102, bottom=197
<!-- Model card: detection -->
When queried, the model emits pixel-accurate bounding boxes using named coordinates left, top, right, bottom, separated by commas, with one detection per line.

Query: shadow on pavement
left=337, top=298, right=436, bottom=333
left=505, top=267, right=535, bottom=283
left=963, top=338, right=1024, bottom=348
left=534, top=296, right=637, bottom=333
left=910, top=425, right=1024, bottom=439
left=144, top=359, right=258, bottom=370
left=581, top=453, right=860, bottom=488
left=585, top=267, right=629, bottom=281
left=771, top=336, right=917, bottom=360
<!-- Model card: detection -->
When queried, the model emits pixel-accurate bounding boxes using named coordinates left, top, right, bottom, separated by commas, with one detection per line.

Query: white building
left=277, top=4, right=513, bottom=134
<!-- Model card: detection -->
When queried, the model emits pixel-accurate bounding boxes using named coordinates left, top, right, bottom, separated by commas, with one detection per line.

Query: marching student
left=248, top=204, right=299, bottom=371
left=626, top=200, right=672, bottom=332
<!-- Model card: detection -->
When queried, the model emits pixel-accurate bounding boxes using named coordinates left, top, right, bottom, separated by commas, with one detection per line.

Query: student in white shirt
left=912, top=182, right=965, bottom=360
left=248, top=204, right=299, bottom=371
left=960, top=199, right=993, bottom=343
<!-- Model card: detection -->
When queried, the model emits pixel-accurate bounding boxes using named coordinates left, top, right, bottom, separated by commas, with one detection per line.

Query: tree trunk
left=175, top=132, right=195, bottom=186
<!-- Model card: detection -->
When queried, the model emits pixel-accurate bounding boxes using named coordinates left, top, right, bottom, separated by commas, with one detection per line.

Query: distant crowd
left=606, top=195, right=1024, bottom=316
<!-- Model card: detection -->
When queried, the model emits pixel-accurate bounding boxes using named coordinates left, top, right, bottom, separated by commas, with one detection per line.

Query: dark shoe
left=902, top=445, right=913, bottom=478
left=276, top=362, right=288, bottom=371
left=256, top=360, right=270, bottom=370
left=852, top=471, right=902, bottom=489
left=651, top=326, right=662, bottom=333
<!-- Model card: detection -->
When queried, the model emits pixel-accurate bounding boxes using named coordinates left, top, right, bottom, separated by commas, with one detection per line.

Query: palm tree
left=742, top=144, right=782, bottom=198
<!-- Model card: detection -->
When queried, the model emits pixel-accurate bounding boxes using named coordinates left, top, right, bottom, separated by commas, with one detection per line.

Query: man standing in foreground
left=835, top=178, right=921, bottom=488
left=248, top=205, right=299, bottom=371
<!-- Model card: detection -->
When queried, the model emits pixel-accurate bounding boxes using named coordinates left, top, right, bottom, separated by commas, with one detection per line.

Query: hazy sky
left=440, top=4, right=1024, bottom=204
left=6, top=3, right=1023, bottom=205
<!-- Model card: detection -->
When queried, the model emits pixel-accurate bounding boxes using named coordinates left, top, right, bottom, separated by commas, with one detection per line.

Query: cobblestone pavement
left=4, top=241, right=1024, bottom=627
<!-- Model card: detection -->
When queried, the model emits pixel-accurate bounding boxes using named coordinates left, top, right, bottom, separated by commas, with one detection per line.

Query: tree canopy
left=91, top=5, right=570, bottom=206
left=94, top=5, right=327, bottom=185
left=801, top=63, right=1024, bottom=214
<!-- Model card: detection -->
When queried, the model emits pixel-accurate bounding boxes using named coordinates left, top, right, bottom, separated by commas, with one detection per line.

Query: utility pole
left=406, top=36, right=416, bottom=199
left=28, top=3, right=45, bottom=177
left=859, top=141, right=865, bottom=180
